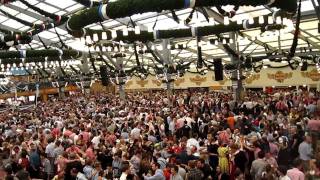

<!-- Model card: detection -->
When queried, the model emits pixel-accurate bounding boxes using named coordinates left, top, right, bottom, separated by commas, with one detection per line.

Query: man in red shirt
left=51, top=124, right=60, bottom=138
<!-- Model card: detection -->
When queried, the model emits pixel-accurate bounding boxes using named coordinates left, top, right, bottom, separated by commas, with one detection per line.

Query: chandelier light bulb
left=93, top=33, right=99, bottom=42
left=111, top=30, right=117, bottom=38
left=128, top=46, right=133, bottom=52
left=282, top=18, right=288, bottom=25
left=249, top=17, right=254, bottom=25
left=86, top=36, right=91, bottom=43
left=259, top=16, right=264, bottom=24
left=134, top=26, right=140, bottom=35
left=222, top=39, right=227, bottom=44
left=268, top=16, right=273, bottom=24
left=101, top=32, right=107, bottom=40
left=123, top=28, right=128, bottom=36
left=102, top=46, right=106, bottom=52
left=276, top=17, right=282, bottom=24
left=107, top=46, right=112, bottom=51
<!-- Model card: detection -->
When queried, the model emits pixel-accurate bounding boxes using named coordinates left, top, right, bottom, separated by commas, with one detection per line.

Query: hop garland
left=0, top=49, right=81, bottom=59
left=0, top=0, right=69, bottom=48
left=66, top=0, right=297, bottom=37
left=81, top=15, right=285, bottom=43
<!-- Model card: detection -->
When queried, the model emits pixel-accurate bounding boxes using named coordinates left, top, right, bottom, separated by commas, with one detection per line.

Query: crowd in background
left=0, top=88, right=319, bottom=180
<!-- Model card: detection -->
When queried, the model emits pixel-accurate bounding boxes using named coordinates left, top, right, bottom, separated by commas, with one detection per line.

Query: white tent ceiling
left=0, top=0, right=319, bottom=71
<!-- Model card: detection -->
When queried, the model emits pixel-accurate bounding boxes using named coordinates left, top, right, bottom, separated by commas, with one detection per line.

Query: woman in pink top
left=85, top=143, right=95, bottom=161
left=80, top=129, right=90, bottom=143
left=55, top=152, right=68, bottom=173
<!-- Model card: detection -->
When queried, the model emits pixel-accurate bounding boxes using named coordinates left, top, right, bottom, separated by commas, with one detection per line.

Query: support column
left=81, top=54, right=90, bottom=74
left=82, top=81, right=92, bottom=96
left=166, top=82, right=173, bottom=95
left=35, top=84, right=39, bottom=105
left=162, top=39, right=173, bottom=95
left=58, top=86, right=65, bottom=99
left=117, top=57, right=126, bottom=101
left=119, top=84, right=125, bottom=100
left=165, top=74, right=174, bottom=96
left=41, top=93, right=48, bottom=102
left=230, top=33, right=244, bottom=101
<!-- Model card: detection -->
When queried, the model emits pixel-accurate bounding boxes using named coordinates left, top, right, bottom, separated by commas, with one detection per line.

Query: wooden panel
left=0, top=85, right=79, bottom=99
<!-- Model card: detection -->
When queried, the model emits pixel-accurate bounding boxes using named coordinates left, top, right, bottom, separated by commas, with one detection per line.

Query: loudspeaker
left=197, top=46, right=203, bottom=69
left=214, top=58, right=223, bottom=81
left=100, top=65, right=110, bottom=86
left=301, top=61, right=308, bottom=71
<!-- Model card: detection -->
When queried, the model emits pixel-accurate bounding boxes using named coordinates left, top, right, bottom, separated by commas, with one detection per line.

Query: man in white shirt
left=130, top=123, right=141, bottom=140
left=299, top=135, right=313, bottom=161
left=143, top=162, right=165, bottom=180
left=91, top=134, right=101, bottom=150
left=120, top=164, right=130, bottom=180
left=45, top=137, right=56, bottom=159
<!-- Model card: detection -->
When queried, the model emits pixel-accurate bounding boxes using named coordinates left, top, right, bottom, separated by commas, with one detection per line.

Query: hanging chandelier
left=110, top=70, right=130, bottom=85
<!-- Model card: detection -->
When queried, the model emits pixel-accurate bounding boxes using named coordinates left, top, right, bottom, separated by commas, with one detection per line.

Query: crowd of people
left=0, top=88, right=319, bottom=180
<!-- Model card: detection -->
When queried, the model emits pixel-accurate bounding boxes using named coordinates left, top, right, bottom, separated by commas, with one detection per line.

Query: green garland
left=0, top=20, right=69, bottom=47
left=0, top=0, right=68, bottom=47
left=2, top=57, right=44, bottom=65
left=0, top=56, right=77, bottom=66
left=67, top=0, right=297, bottom=37
left=74, top=0, right=101, bottom=7
left=84, top=15, right=284, bottom=42
left=0, top=49, right=81, bottom=59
